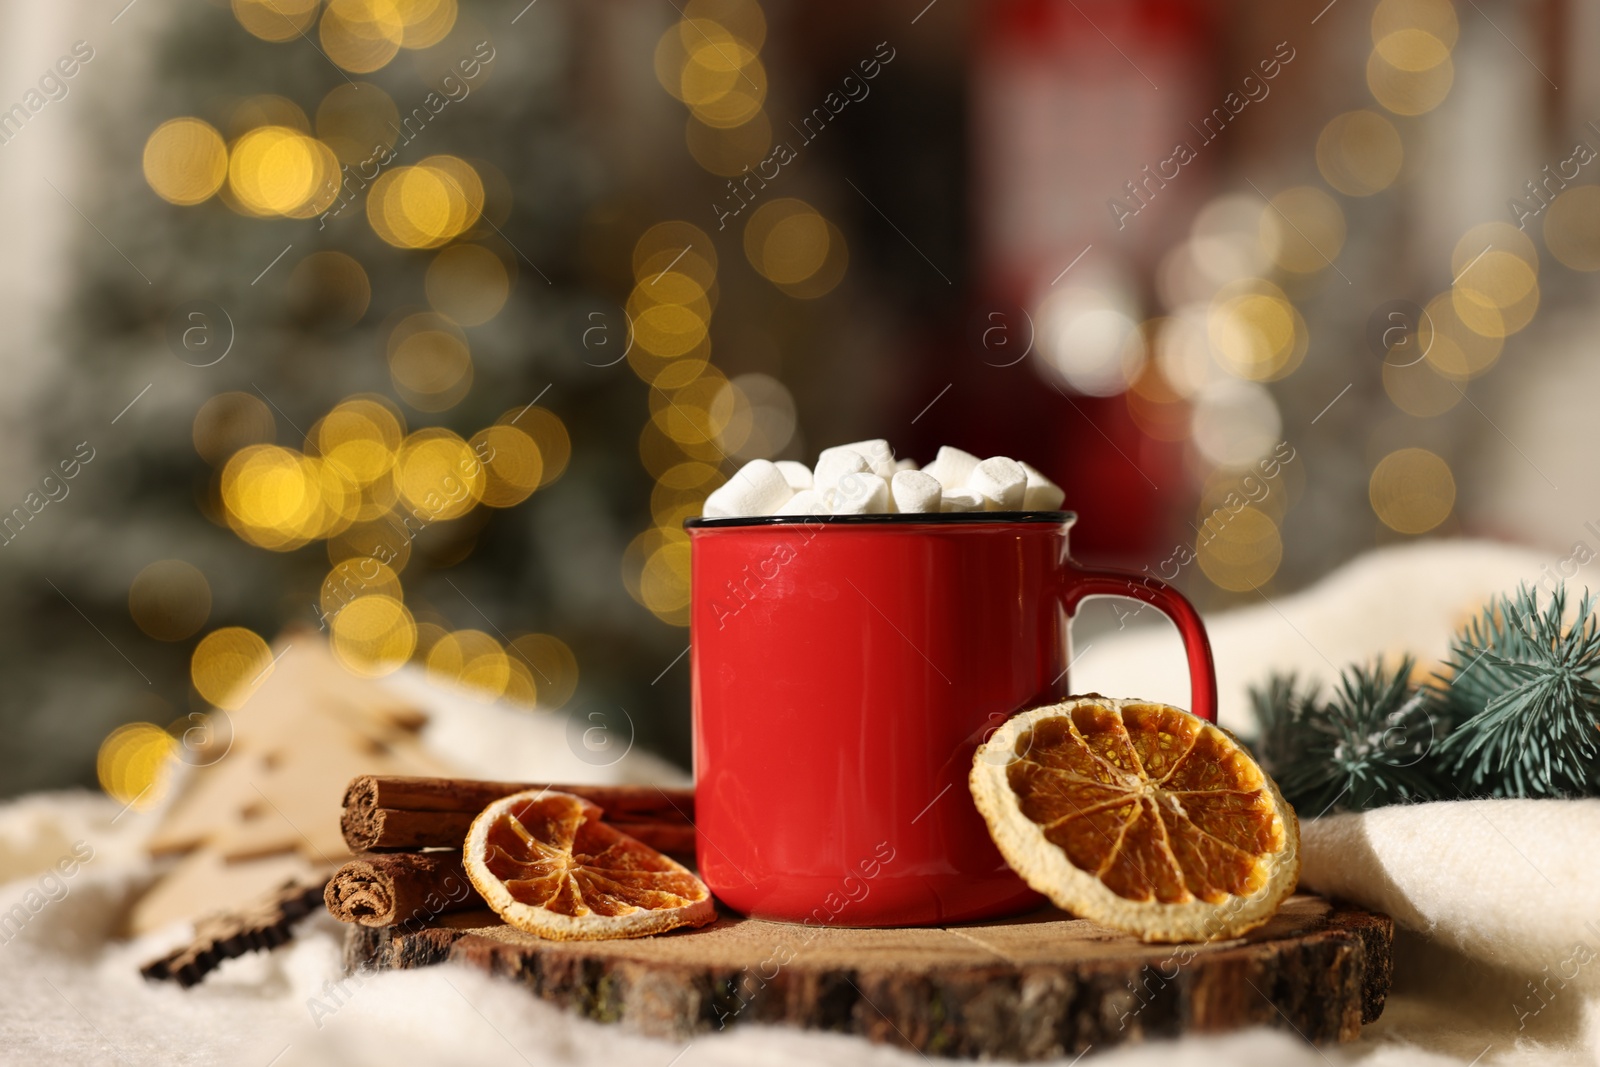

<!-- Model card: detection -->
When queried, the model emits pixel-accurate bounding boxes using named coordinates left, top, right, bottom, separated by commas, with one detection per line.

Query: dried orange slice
left=463, top=788, right=715, bottom=940
left=970, top=696, right=1299, bottom=943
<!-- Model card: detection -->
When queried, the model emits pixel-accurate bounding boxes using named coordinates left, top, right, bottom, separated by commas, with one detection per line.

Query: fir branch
left=1251, top=657, right=1447, bottom=816
left=1432, top=584, right=1600, bottom=798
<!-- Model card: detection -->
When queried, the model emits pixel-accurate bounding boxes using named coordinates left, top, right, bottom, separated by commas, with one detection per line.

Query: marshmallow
left=775, top=488, right=830, bottom=515
left=775, top=460, right=814, bottom=492
left=814, top=447, right=872, bottom=492
left=828, top=471, right=891, bottom=514
left=891, top=469, right=941, bottom=514
left=701, top=459, right=793, bottom=518
left=967, top=457, right=1027, bottom=511
left=1020, top=461, right=1065, bottom=510
left=893, top=457, right=918, bottom=473
left=840, top=438, right=897, bottom=479
left=922, top=446, right=981, bottom=491
left=940, top=488, right=984, bottom=513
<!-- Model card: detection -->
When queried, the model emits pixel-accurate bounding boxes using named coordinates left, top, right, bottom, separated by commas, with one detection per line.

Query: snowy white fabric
left=2, top=540, right=1596, bottom=1066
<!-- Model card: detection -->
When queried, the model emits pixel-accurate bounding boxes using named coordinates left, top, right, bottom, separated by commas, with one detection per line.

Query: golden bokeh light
left=629, top=269, right=714, bottom=320
left=1125, top=358, right=1192, bottom=443
left=498, top=406, right=569, bottom=486
left=1370, top=448, right=1454, bottom=534
left=508, top=633, right=579, bottom=708
left=129, top=560, right=212, bottom=643
left=316, top=396, right=404, bottom=485
left=469, top=425, right=543, bottom=508
left=191, top=627, right=275, bottom=710
left=686, top=111, right=773, bottom=176
left=144, top=118, right=229, bottom=206
left=1196, top=506, right=1283, bottom=592
left=651, top=461, right=724, bottom=528
left=1260, top=186, right=1346, bottom=274
left=1207, top=281, right=1307, bottom=382
left=425, top=244, right=510, bottom=326
left=640, top=538, right=693, bottom=625
left=367, top=156, right=485, bottom=248
left=233, top=0, right=321, bottom=42
left=1416, top=292, right=1501, bottom=380
left=428, top=629, right=510, bottom=700
left=387, top=316, right=473, bottom=411
left=649, top=368, right=734, bottom=445
left=1452, top=249, right=1538, bottom=337
left=321, top=557, right=403, bottom=619
left=685, top=0, right=767, bottom=49
left=320, top=0, right=405, bottom=74
left=633, top=221, right=717, bottom=287
left=1543, top=185, right=1600, bottom=271
left=634, top=302, right=710, bottom=360
left=1452, top=221, right=1538, bottom=273
left=774, top=221, right=848, bottom=299
left=394, top=427, right=485, bottom=520
left=744, top=198, right=831, bottom=285
left=1367, top=32, right=1454, bottom=115
left=640, top=417, right=721, bottom=478
left=228, top=126, right=335, bottom=217
left=221, top=446, right=358, bottom=549
left=1316, top=110, right=1403, bottom=197
left=684, top=44, right=767, bottom=129
left=193, top=392, right=275, bottom=467
left=315, top=82, right=399, bottom=165
left=396, top=0, right=458, bottom=49
left=331, top=595, right=417, bottom=677
left=1383, top=357, right=1463, bottom=417
left=288, top=251, right=372, bottom=328
left=1372, top=0, right=1458, bottom=48
left=97, top=723, right=177, bottom=810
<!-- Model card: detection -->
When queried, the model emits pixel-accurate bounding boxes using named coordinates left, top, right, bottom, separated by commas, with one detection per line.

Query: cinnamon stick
left=324, top=852, right=478, bottom=929
left=341, top=776, right=696, bottom=856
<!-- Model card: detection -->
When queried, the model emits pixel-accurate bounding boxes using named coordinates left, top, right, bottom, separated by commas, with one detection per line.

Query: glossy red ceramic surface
left=688, top=514, right=1216, bottom=926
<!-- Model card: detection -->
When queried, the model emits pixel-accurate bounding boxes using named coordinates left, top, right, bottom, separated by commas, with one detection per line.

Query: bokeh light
left=1207, top=280, right=1307, bottom=381
left=744, top=199, right=832, bottom=285
left=1316, top=110, right=1403, bottom=196
left=320, top=0, right=405, bottom=74
left=1370, top=447, right=1455, bottom=533
left=228, top=125, right=338, bottom=217
left=97, top=723, right=177, bottom=810
left=394, top=427, right=484, bottom=520
left=330, top=594, right=417, bottom=677
left=143, top=118, right=229, bottom=206
left=191, top=626, right=275, bottom=710
left=233, top=0, right=321, bottom=42
left=1367, top=31, right=1454, bottom=115
left=129, top=560, right=212, bottom=642
left=1543, top=185, right=1600, bottom=271
left=425, top=244, right=510, bottom=326
left=500, top=406, right=570, bottom=487
left=1260, top=186, right=1346, bottom=274
left=468, top=424, right=543, bottom=508
left=368, top=156, right=485, bottom=248
left=1037, top=284, right=1144, bottom=396
left=387, top=314, right=474, bottom=411
left=508, top=632, right=579, bottom=708
left=1191, top=379, right=1282, bottom=468
left=427, top=629, right=511, bottom=700
left=1196, top=506, right=1283, bottom=591
left=316, top=396, right=404, bottom=486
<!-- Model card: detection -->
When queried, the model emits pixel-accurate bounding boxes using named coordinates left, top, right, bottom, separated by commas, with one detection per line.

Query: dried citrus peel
left=970, top=695, right=1299, bottom=943
left=464, top=788, right=715, bottom=940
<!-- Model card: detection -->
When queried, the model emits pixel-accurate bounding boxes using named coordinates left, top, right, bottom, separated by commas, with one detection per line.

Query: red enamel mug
left=687, top=511, right=1217, bottom=926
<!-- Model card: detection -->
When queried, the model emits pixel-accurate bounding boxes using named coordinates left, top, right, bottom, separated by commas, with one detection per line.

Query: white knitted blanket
left=2, top=541, right=1595, bottom=1066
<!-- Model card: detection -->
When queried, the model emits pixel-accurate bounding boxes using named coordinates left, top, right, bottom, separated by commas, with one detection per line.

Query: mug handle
left=1059, top=560, right=1218, bottom=724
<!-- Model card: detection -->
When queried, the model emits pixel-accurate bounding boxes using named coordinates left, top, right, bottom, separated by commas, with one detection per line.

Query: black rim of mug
left=684, top=511, right=1076, bottom=529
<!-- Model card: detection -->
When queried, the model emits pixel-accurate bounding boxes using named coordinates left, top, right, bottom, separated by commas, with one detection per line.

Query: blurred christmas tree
left=3, top=0, right=670, bottom=799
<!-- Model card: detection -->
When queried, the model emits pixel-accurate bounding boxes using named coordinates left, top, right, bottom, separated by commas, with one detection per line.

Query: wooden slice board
left=346, top=894, right=1391, bottom=1058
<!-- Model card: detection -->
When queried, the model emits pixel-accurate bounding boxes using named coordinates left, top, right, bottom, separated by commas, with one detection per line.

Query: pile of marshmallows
left=701, top=441, right=1065, bottom=518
